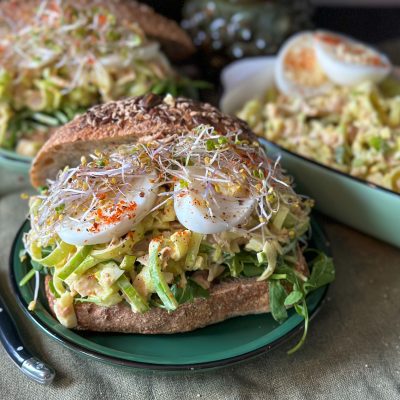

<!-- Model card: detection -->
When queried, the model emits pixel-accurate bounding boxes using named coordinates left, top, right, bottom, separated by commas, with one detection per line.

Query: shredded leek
left=117, top=274, right=149, bottom=313
left=185, top=233, right=204, bottom=270
left=58, top=245, right=93, bottom=280
left=149, top=240, right=178, bottom=311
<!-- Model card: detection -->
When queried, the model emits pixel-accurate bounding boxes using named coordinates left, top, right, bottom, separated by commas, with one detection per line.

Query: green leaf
left=199, top=243, right=214, bottom=254
left=288, top=299, right=309, bottom=354
left=269, top=280, right=288, bottom=323
left=304, top=252, right=335, bottom=294
left=30, top=259, right=43, bottom=272
left=267, top=250, right=335, bottom=354
left=242, top=264, right=263, bottom=277
left=235, top=251, right=260, bottom=265
left=170, top=279, right=209, bottom=305
left=223, top=253, right=243, bottom=277
left=284, top=290, right=303, bottom=306
left=274, top=265, right=299, bottom=285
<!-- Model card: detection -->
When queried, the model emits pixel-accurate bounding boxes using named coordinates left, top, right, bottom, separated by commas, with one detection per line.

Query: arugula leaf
left=284, top=290, right=303, bottom=306
left=224, top=251, right=265, bottom=278
left=242, top=264, right=263, bottom=277
left=287, top=299, right=309, bottom=355
left=274, top=265, right=298, bottom=284
left=304, top=252, right=335, bottom=294
left=170, top=279, right=209, bottom=305
left=267, top=250, right=335, bottom=353
left=236, top=252, right=260, bottom=264
left=269, top=280, right=288, bottom=323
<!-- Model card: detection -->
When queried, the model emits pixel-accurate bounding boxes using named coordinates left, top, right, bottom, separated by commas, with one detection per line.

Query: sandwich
left=0, top=0, right=194, bottom=157
left=22, top=94, right=335, bottom=352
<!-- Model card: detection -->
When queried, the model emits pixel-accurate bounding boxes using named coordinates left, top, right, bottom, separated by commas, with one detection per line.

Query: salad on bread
left=20, top=95, right=334, bottom=353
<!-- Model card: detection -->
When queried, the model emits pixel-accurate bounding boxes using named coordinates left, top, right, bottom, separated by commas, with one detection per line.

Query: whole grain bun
left=30, top=94, right=255, bottom=187
left=0, top=0, right=194, bottom=61
left=45, top=249, right=308, bottom=333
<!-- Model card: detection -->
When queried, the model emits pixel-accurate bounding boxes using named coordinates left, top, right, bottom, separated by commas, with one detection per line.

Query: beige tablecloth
left=0, top=169, right=400, bottom=400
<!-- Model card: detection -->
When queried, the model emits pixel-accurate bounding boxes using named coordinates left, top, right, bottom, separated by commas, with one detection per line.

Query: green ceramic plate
left=9, top=219, right=330, bottom=372
left=221, top=57, right=400, bottom=249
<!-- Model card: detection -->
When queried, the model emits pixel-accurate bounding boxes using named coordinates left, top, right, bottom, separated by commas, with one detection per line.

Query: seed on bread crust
left=30, top=95, right=255, bottom=187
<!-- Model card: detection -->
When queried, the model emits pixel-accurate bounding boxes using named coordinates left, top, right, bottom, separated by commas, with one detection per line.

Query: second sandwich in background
left=0, top=0, right=195, bottom=157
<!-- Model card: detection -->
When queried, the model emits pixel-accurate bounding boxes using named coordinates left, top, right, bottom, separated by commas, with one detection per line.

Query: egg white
left=56, top=175, right=158, bottom=246
left=314, top=30, right=391, bottom=86
left=174, top=167, right=255, bottom=234
left=275, top=31, right=332, bottom=97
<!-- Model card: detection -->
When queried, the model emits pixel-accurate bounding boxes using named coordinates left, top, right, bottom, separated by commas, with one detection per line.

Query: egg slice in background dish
left=220, top=56, right=276, bottom=93
left=174, top=167, right=256, bottom=234
left=220, top=57, right=276, bottom=114
left=314, top=30, right=391, bottom=86
left=275, top=31, right=332, bottom=97
left=56, top=175, right=158, bottom=246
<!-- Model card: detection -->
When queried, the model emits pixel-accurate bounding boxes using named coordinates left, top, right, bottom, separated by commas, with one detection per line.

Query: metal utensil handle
left=0, top=297, right=55, bottom=384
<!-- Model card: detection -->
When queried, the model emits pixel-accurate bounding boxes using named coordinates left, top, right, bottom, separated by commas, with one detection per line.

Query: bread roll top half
left=30, top=94, right=255, bottom=187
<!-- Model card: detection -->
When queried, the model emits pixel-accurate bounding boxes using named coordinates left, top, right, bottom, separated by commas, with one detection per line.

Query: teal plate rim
left=9, top=218, right=330, bottom=372
left=258, top=138, right=400, bottom=200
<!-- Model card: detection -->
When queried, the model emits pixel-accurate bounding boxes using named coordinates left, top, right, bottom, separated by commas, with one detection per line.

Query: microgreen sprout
left=26, top=124, right=311, bottom=249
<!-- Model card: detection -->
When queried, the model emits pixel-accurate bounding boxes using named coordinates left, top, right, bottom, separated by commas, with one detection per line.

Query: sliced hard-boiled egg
left=275, top=31, right=332, bottom=97
left=314, top=30, right=391, bottom=86
left=56, top=175, right=158, bottom=246
left=174, top=167, right=256, bottom=234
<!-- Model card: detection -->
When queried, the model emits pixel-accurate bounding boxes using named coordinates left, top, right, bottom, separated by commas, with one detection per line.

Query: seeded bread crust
left=0, top=0, right=194, bottom=61
left=30, top=94, right=256, bottom=187
left=44, top=252, right=308, bottom=334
